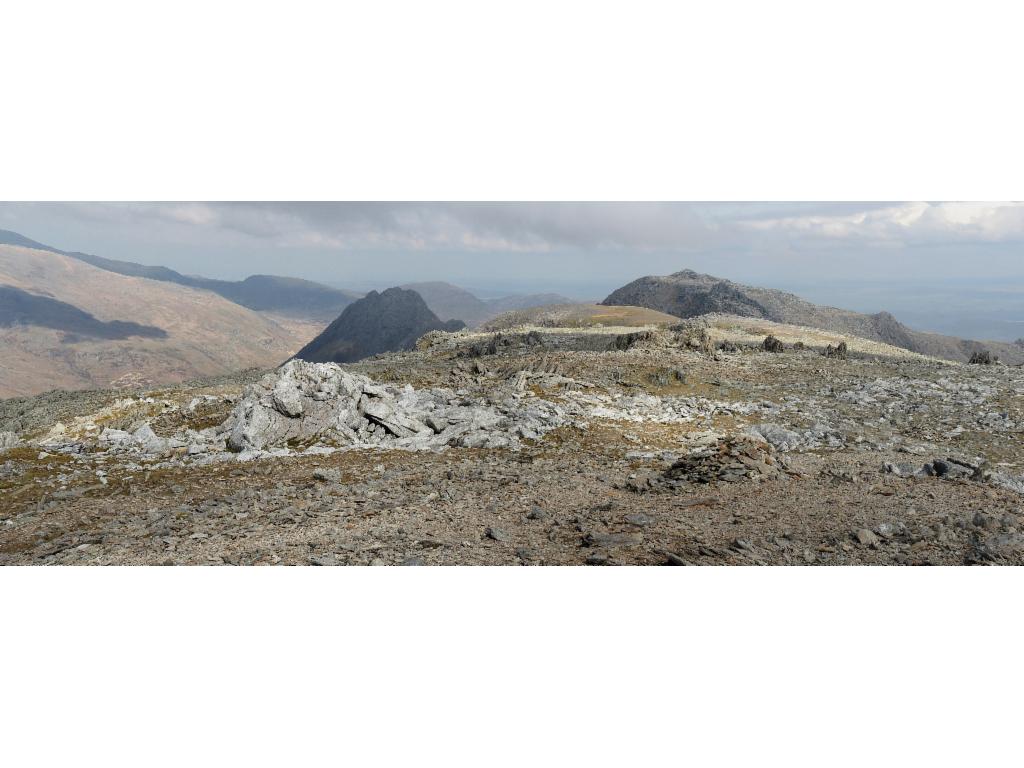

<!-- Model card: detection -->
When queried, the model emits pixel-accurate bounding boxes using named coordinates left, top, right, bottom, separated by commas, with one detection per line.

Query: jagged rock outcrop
left=294, top=287, right=466, bottom=364
left=221, top=360, right=568, bottom=453
left=98, top=423, right=188, bottom=455
left=605, top=270, right=770, bottom=319
left=824, top=341, right=848, bottom=359
left=612, top=330, right=670, bottom=351
left=602, top=269, right=1024, bottom=365
left=463, top=331, right=545, bottom=358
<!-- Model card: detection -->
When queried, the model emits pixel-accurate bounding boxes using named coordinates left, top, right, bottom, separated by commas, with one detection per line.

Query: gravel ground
left=3, top=316, right=1024, bottom=566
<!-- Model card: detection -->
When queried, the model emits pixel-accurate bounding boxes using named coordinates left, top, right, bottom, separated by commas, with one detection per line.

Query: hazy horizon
left=3, top=201, right=1023, bottom=340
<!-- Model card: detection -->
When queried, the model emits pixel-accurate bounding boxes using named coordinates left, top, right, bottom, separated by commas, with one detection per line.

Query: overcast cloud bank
left=1, top=202, right=1022, bottom=338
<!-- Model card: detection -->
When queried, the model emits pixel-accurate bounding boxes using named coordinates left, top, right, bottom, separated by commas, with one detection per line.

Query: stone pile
left=663, top=437, right=788, bottom=485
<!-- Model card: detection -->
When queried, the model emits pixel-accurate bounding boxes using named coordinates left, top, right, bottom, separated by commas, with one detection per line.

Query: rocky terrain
left=0, top=244, right=309, bottom=398
left=295, top=287, right=465, bottom=364
left=3, top=313, right=1024, bottom=566
left=604, top=269, right=1024, bottom=365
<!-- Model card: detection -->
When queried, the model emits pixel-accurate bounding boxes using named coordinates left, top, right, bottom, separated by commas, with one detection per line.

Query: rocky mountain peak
left=602, top=270, right=1022, bottom=365
left=293, top=287, right=466, bottom=364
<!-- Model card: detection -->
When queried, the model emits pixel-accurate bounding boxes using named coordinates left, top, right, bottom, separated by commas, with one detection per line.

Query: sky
left=2, top=201, right=1024, bottom=292
left=2, top=202, right=1024, bottom=337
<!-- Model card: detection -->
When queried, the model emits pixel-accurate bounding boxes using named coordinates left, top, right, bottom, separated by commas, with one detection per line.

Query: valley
left=0, top=244, right=309, bottom=397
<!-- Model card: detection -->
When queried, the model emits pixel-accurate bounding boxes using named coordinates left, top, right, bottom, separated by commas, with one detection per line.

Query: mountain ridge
left=603, top=268, right=1024, bottom=364
left=401, top=281, right=574, bottom=328
left=0, top=244, right=307, bottom=397
left=0, top=229, right=357, bottom=322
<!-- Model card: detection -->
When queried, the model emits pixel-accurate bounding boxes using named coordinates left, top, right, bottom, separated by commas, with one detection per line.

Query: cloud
left=6, top=201, right=1024, bottom=293
left=181, top=201, right=1024, bottom=249
left=32, top=202, right=728, bottom=252
left=738, top=201, right=1024, bottom=245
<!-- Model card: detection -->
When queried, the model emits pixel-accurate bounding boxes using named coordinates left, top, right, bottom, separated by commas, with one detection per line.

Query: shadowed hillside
left=295, top=287, right=465, bottom=364
left=0, top=285, right=167, bottom=340
left=0, top=244, right=308, bottom=397
left=0, top=229, right=358, bottom=321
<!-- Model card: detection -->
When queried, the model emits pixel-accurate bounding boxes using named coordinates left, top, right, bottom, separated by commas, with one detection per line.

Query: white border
left=3, top=2, right=1024, bottom=765
left=4, top=567, right=1023, bottom=767
left=2, top=1, right=1022, bottom=200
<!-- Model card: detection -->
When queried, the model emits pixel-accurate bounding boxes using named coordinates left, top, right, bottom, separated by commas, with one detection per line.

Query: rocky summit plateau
left=604, top=268, right=1024, bottom=365
left=3, top=311, right=1024, bottom=566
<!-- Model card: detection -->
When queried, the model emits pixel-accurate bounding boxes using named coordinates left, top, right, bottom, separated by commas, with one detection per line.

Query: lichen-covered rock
left=746, top=423, right=803, bottom=452
left=132, top=424, right=186, bottom=454
left=220, top=360, right=569, bottom=453
left=97, top=424, right=186, bottom=454
left=223, top=362, right=386, bottom=452
left=0, top=431, right=19, bottom=452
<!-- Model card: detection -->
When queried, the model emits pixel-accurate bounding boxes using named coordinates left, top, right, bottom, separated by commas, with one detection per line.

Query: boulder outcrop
left=222, top=360, right=568, bottom=453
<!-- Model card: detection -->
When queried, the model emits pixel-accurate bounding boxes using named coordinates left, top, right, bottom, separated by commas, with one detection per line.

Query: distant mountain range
left=0, top=241, right=307, bottom=397
left=5, top=225, right=1023, bottom=398
left=0, top=230, right=358, bottom=322
left=0, top=231, right=575, bottom=328
left=401, top=281, right=573, bottom=328
left=603, top=269, right=1024, bottom=364
left=0, top=230, right=579, bottom=394
left=295, top=287, right=465, bottom=364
